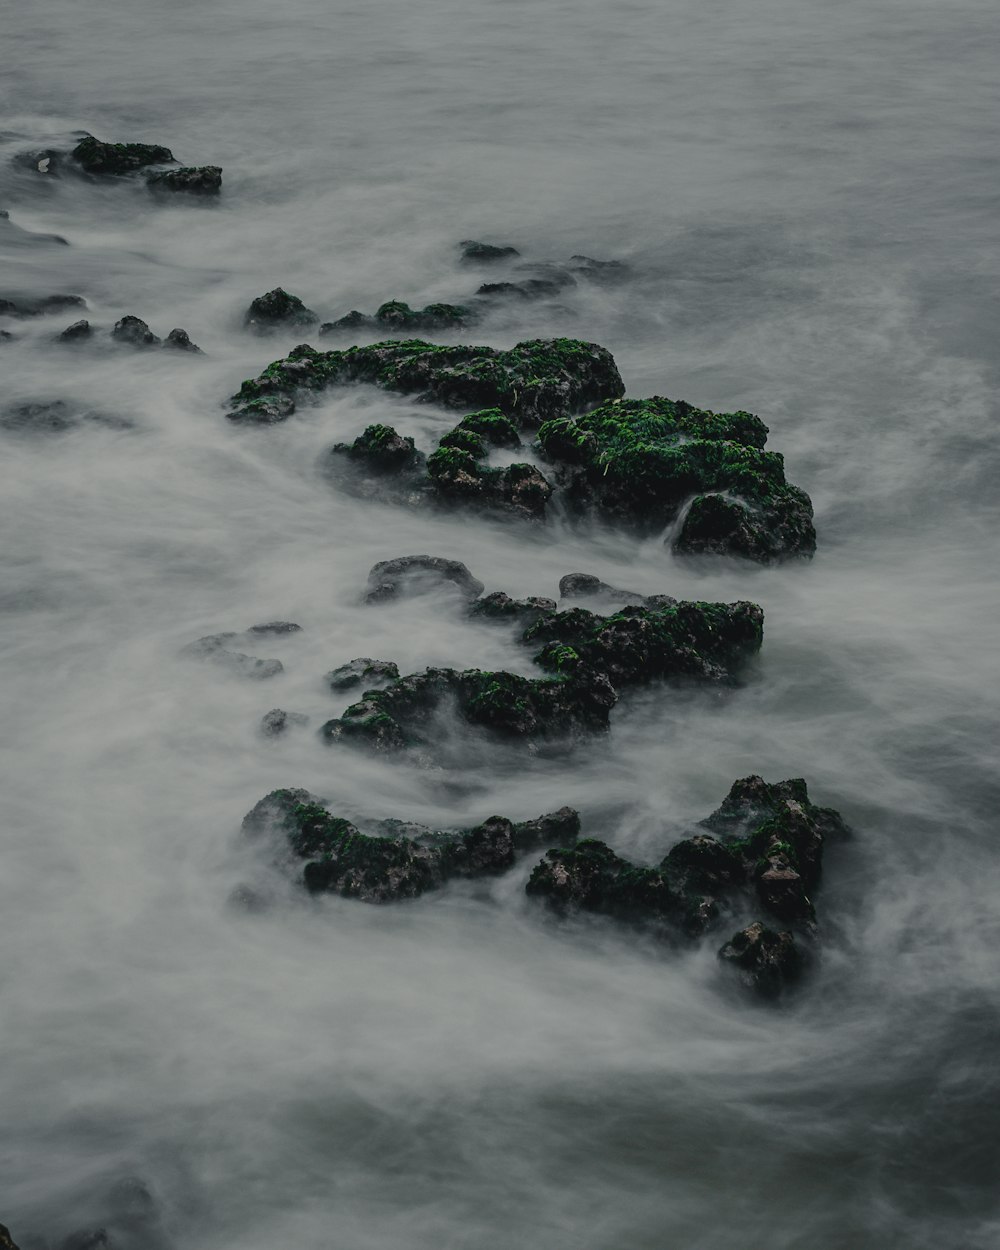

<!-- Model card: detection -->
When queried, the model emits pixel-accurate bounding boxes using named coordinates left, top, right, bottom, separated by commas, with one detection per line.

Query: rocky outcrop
left=242, top=787, right=581, bottom=901
left=718, top=923, right=803, bottom=999
left=227, top=337, right=625, bottom=427
left=181, top=622, right=300, bottom=680
left=243, top=288, right=318, bottom=334
left=147, top=165, right=222, bottom=195
left=321, top=300, right=475, bottom=337
left=0, top=292, right=86, bottom=317
left=537, top=396, right=815, bottom=562
left=325, top=657, right=400, bottom=693
left=459, top=240, right=520, bottom=264
left=112, top=315, right=161, bottom=347
left=0, top=1224, right=21, bottom=1250
left=364, top=555, right=485, bottom=603
left=71, top=135, right=174, bottom=175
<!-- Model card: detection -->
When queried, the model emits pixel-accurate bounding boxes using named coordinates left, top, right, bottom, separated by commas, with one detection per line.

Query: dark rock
left=326, top=657, right=400, bottom=693
left=468, top=591, right=557, bottom=628
left=568, top=254, right=631, bottom=284
left=58, top=318, right=93, bottom=341
left=0, top=400, right=130, bottom=433
left=261, top=708, right=309, bottom=736
left=452, top=408, right=521, bottom=448
left=374, top=300, right=475, bottom=332
left=243, top=288, right=318, bottom=334
left=1, top=1224, right=22, bottom=1250
left=319, top=309, right=376, bottom=336
left=558, top=573, right=645, bottom=604
left=164, top=327, right=201, bottom=352
left=227, top=337, right=625, bottom=428
left=718, top=922, right=802, bottom=999
left=364, top=555, right=484, bottom=603
left=459, top=240, right=520, bottom=264
left=0, top=330, right=12, bottom=344
left=147, top=165, right=222, bottom=195
left=331, top=424, right=423, bottom=474
left=319, top=664, right=618, bottom=754
left=71, top=135, right=174, bottom=175
left=0, top=292, right=86, bottom=317
left=525, top=599, right=765, bottom=689
left=527, top=839, right=679, bottom=930
left=512, top=806, right=581, bottom=850
left=242, top=787, right=579, bottom=902
left=112, top=315, right=160, bottom=347
left=426, top=445, right=553, bottom=520
left=537, top=395, right=815, bottom=563
left=180, top=633, right=283, bottom=679
left=247, top=620, right=302, bottom=636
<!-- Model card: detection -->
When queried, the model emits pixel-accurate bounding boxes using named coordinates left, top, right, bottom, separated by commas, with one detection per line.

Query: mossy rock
left=71, top=135, right=174, bottom=175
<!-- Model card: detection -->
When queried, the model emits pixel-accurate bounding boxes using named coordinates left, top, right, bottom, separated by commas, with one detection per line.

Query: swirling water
left=1, top=0, right=999, bottom=1245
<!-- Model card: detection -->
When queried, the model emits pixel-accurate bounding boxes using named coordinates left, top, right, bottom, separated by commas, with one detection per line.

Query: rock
left=452, top=408, right=521, bottom=448
left=261, top=708, right=309, bottom=736
left=537, top=396, right=815, bottom=563
left=243, top=288, right=318, bottom=334
left=1, top=1225, right=21, bottom=1250
left=718, top=922, right=802, bottom=999
left=364, top=555, right=485, bottom=603
left=0, top=292, right=86, bottom=317
left=426, top=445, right=554, bottom=520
left=568, top=254, right=631, bottom=284
left=242, top=787, right=579, bottom=901
left=319, top=309, right=376, bottom=336
left=147, top=165, right=222, bottom=195
left=558, top=573, right=645, bottom=604
left=164, top=327, right=201, bottom=352
left=527, top=776, right=845, bottom=976
left=227, top=337, right=625, bottom=428
left=326, top=657, right=400, bottom=693
left=331, top=424, right=424, bottom=474
left=459, top=240, right=520, bottom=264
left=180, top=633, right=284, bottom=679
left=468, top=592, right=557, bottom=628
left=112, top=315, right=160, bottom=347
left=58, top=318, right=93, bottom=341
left=0, top=331, right=12, bottom=344
left=0, top=400, right=130, bottom=433
left=525, top=599, right=765, bottom=689
left=247, top=620, right=302, bottom=636
left=71, top=135, right=174, bottom=175
left=373, top=300, right=476, bottom=332
left=319, top=664, right=618, bottom=754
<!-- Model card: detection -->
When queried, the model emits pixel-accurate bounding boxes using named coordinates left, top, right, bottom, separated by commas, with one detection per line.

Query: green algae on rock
left=242, top=787, right=580, bottom=902
left=227, top=336, right=625, bottom=426
left=71, top=135, right=175, bottom=175
left=537, top=395, right=815, bottom=562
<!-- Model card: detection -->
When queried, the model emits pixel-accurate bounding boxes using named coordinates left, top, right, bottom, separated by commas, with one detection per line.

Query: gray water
left=1, top=0, right=999, bottom=1245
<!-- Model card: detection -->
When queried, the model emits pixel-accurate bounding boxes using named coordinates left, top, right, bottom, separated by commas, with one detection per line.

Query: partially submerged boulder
left=0, top=400, right=130, bottom=433
left=331, top=424, right=424, bottom=474
left=227, top=337, right=625, bottom=427
left=459, top=240, right=520, bottom=264
left=718, top=922, right=802, bottom=999
left=0, top=1224, right=21, bottom=1250
left=260, top=708, right=310, bottom=736
left=537, top=395, right=815, bottom=562
left=112, top=314, right=160, bottom=347
left=364, top=555, right=485, bottom=603
left=71, top=135, right=174, bottom=175
left=326, top=657, right=399, bottom=693
left=468, top=591, right=557, bottom=628
left=558, top=572, right=646, bottom=605
left=243, top=288, right=318, bottom=334
left=0, top=292, right=86, bottom=317
left=242, top=787, right=580, bottom=901
left=180, top=622, right=300, bottom=680
left=147, top=165, right=222, bottom=195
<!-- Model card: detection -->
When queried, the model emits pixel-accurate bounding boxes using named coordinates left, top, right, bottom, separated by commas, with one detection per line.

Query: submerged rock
left=331, top=423, right=424, bottom=474
left=468, top=591, right=557, bottom=628
left=537, top=395, right=815, bottom=562
left=243, top=288, right=318, bottom=334
left=1, top=1225, right=21, bottom=1250
left=164, top=327, right=202, bottom=352
left=0, top=292, right=86, bottom=317
left=242, top=787, right=580, bottom=902
left=527, top=774, right=845, bottom=995
left=427, top=442, right=553, bottom=520
left=718, top=922, right=802, bottom=999
left=147, top=165, right=222, bottom=195
left=260, top=708, right=310, bottom=736
left=459, top=240, right=520, bottom=264
left=364, top=555, right=485, bottom=603
left=57, top=318, right=93, bottom=342
left=326, top=657, right=400, bottom=693
left=319, top=309, right=375, bottom=336
left=0, top=400, right=130, bottom=433
left=180, top=631, right=284, bottom=679
left=111, top=314, right=161, bottom=347
left=558, top=572, right=646, bottom=605
left=71, top=135, right=174, bottom=175
left=227, top=337, right=625, bottom=427
left=372, top=300, right=476, bottom=332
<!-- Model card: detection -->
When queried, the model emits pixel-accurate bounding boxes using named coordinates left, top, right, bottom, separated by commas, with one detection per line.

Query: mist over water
left=2, top=0, right=999, bottom=1245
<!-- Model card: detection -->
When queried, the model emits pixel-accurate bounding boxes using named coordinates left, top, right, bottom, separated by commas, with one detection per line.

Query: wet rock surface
left=364, top=555, right=485, bottom=603
left=260, top=708, right=310, bottom=736
left=146, top=165, right=222, bottom=195
left=243, top=288, right=318, bottom=334
left=71, top=135, right=175, bottom=175
left=325, top=657, right=400, bottom=692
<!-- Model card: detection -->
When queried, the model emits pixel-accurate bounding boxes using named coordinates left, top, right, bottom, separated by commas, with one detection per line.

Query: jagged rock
left=180, top=633, right=283, bottom=679
left=459, top=240, right=520, bottom=264
left=373, top=300, right=476, bottom=332
left=319, top=309, right=376, bottom=336
left=243, top=288, right=318, bottom=334
left=468, top=591, right=557, bottom=627
left=451, top=408, right=521, bottom=448
left=364, top=555, right=484, bottom=603
left=147, top=165, right=222, bottom=195
left=227, top=337, right=625, bottom=428
left=319, top=664, right=618, bottom=753
left=242, top=787, right=580, bottom=901
left=525, top=599, right=764, bottom=689
left=261, top=708, right=309, bottom=736
left=1, top=1224, right=21, bottom=1250
left=58, top=318, right=93, bottom=341
left=558, top=573, right=645, bottom=604
left=71, top=135, right=174, bottom=175
left=527, top=776, right=845, bottom=989
left=111, top=315, right=160, bottom=347
left=326, top=657, right=400, bottom=693
left=164, top=327, right=201, bottom=352
left=537, top=396, right=815, bottom=562
left=718, top=922, right=802, bottom=999
left=331, top=424, right=423, bottom=474
left=0, top=292, right=86, bottom=317
left=426, top=444, right=553, bottom=520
